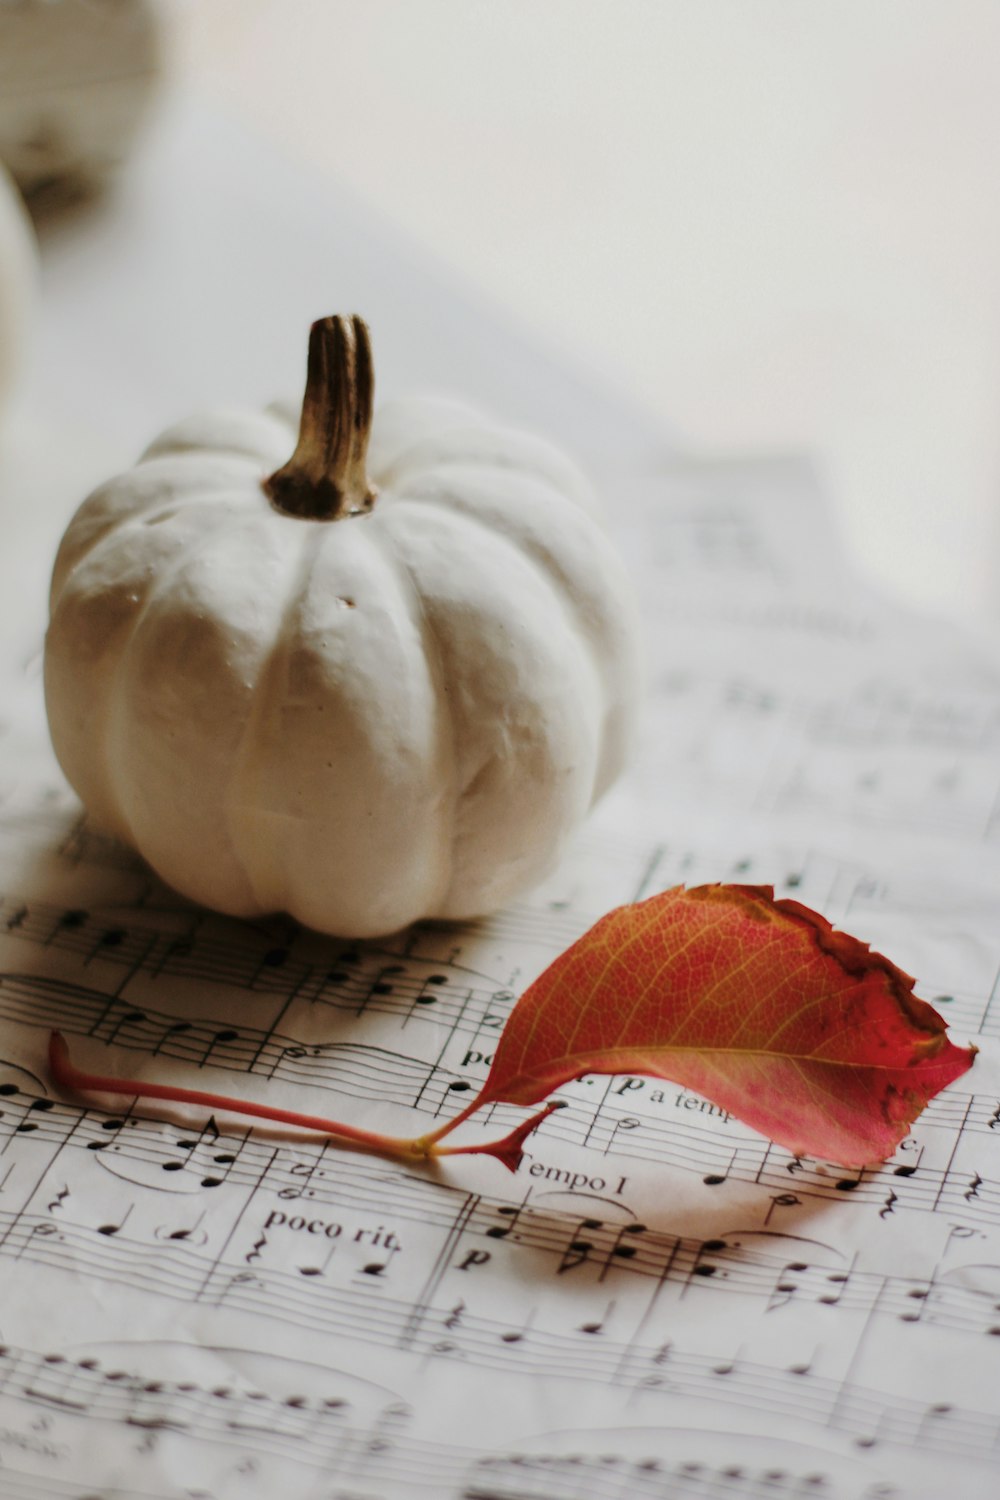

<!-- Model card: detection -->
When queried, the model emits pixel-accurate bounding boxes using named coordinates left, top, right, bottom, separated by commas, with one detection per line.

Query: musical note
left=558, top=1231, right=597, bottom=1275
left=96, top=1204, right=134, bottom=1237
left=599, top=1221, right=649, bottom=1279
left=766, top=1261, right=808, bottom=1313
left=23, top=1353, right=89, bottom=1414
left=484, top=1204, right=524, bottom=1241
left=817, top=1268, right=853, bottom=1307
left=104, top=1008, right=151, bottom=1048
left=703, top=1149, right=738, bottom=1187
left=159, top=1212, right=207, bottom=1246
left=300, top=1234, right=343, bottom=1278
left=183, top=1117, right=243, bottom=1189
left=577, top=1301, right=614, bottom=1337
left=276, top=1142, right=330, bottom=1202
left=603, top=1115, right=642, bottom=1156
left=896, top=1283, right=932, bottom=1325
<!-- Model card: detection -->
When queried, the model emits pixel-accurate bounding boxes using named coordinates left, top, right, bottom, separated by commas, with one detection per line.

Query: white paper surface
left=2, top=95, right=1000, bottom=1500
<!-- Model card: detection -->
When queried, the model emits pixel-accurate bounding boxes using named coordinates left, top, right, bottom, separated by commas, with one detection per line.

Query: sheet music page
left=2, top=99, right=1000, bottom=1500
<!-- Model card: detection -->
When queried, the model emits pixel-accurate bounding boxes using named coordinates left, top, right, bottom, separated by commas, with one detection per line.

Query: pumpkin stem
left=264, top=315, right=378, bottom=520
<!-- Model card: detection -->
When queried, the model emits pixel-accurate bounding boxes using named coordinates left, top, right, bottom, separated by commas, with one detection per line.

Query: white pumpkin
left=0, top=162, right=37, bottom=417
left=45, top=317, right=641, bottom=938
left=0, top=0, right=160, bottom=199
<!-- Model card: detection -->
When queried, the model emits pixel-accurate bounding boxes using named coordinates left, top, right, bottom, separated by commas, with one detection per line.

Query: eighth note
left=703, top=1149, right=737, bottom=1187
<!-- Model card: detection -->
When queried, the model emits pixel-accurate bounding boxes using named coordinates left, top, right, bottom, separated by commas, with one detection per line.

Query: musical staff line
left=4, top=964, right=999, bottom=1232
left=0, top=1332, right=859, bottom=1500
left=2, top=1209, right=997, bottom=1465
left=3, top=1080, right=1000, bottom=1341
left=8, top=884, right=997, bottom=1048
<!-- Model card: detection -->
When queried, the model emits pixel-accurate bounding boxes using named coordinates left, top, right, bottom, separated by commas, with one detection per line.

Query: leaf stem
left=432, top=1101, right=566, bottom=1173
left=47, top=1033, right=550, bottom=1173
left=48, top=1032, right=427, bottom=1159
left=405, top=1095, right=487, bottom=1154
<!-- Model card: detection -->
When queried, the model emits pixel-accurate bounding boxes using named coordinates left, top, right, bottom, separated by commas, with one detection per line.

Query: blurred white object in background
left=0, top=0, right=160, bottom=200
left=168, top=0, right=1000, bottom=625
left=0, top=161, right=36, bottom=421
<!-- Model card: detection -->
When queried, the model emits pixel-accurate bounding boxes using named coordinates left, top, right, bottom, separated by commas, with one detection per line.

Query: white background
left=142, top=3, right=1000, bottom=621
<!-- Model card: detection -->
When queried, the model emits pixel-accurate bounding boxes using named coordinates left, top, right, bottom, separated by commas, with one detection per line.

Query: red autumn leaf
left=49, top=884, right=976, bottom=1173
left=470, top=884, right=976, bottom=1166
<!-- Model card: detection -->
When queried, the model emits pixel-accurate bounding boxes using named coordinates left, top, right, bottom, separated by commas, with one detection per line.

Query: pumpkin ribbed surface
left=45, top=393, right=640, bottom=937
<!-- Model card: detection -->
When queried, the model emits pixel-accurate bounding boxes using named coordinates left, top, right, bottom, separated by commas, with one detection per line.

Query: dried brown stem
left=264, top=314, right=377, bottom=521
